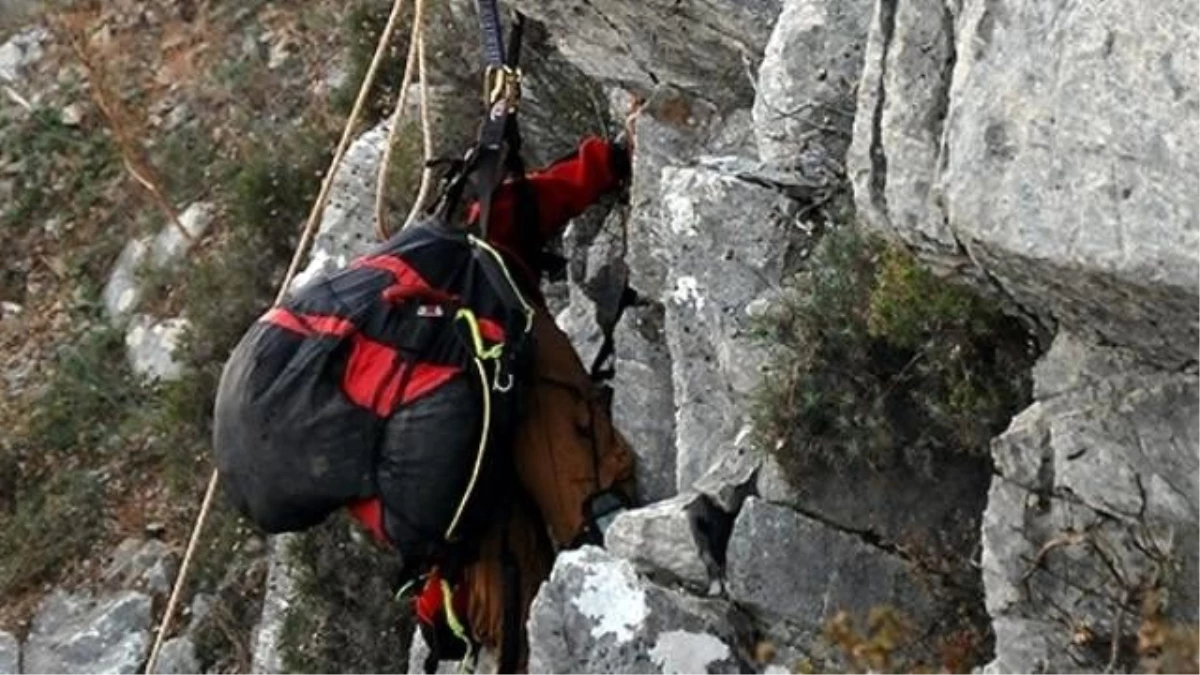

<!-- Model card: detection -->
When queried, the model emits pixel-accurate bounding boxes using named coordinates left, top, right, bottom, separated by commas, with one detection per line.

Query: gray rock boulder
left=102, top=202, right=214, bottom=321
left=752, top=0, right=873, bottom=171
left=726, top=498, right=952, bottom=664
left=148, top=637, right=198, bottom=675
left=0, top=631, right=17, bottom=675
left=103, top=538, right=179, bottom=596
left=23, top=590, right=153, bottom=674
left=150, top=202, right=215, bottom=270
left=981, top=332, right=1199, bottom=673
left=527, top=546, right=742, bottom=674
left=250, top=534, right=301, bottom=675
left=848, top=0, right=959, bottom=254
left=849, top=0, right=1199, bottom=364
left=756, top=453, right=801, bottom=507
left=625, top=92, right=727, bottom=298
left=508, top=0, right=780, bottom=106
left=592, top=108, right=797, bottom=504
left=755, top=452, right=990, bottom=572
left=0, top=27, right=47, bottom=84
left=604, top=492, right=725, bottom=591
left=124, top=316, right=189, bottom=383
left=693, top=425, right=761, bottom=513
left=658, top=163, right=805, bottom=491
left=611, top=302, right=678, bottom=504
left=102, top=238, right=152, bottom=321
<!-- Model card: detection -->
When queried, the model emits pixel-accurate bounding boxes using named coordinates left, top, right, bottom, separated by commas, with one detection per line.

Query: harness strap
left=589, top=285, right=642, bottom=382
left=434, top=5, right=523, bottom=235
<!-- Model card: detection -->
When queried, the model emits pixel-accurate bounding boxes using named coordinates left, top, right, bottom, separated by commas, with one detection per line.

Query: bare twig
left=49, top=11, right=192, bottom=243
left=1019, top=529, right=1087, bottom=585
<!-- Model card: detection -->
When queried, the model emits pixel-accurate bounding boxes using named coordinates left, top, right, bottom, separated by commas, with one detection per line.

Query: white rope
left=374, top=0, right=428, bottom=241
left=402, top=25, right=435, bottom=232
left=143, top=0, right=410, bottom=670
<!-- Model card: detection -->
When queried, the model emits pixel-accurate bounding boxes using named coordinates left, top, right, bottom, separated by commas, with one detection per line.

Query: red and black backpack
left=212, top=218, right=535, bottom=567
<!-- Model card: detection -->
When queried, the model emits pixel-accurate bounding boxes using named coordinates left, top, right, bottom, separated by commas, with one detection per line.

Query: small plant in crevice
left=750, top=223, right=1037, bottom=481
left=820, top=605, right=993, bottom=674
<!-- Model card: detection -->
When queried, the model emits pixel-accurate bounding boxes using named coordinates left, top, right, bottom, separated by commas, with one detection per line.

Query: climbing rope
left=143, top=0, right=415, bottom=670
left=374, top=0, right=432, bottom=240
left=404, top=20, right=436, bottom=233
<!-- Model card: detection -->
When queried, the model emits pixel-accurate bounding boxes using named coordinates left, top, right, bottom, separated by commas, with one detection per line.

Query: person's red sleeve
left=469, top=137, right=630, bottom=266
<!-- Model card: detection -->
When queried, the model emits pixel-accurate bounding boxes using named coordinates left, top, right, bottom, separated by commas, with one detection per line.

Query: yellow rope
left=444, top=357, right=492, bottom=540
left=144, top=0, right=411, bottom=670
left=374, top=0, right=428, bottom=241
left=440, top=579, right=475, bottom=672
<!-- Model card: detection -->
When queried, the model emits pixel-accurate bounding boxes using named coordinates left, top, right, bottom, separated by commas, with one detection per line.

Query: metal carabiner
left=493, top=367, right=513, bottom=393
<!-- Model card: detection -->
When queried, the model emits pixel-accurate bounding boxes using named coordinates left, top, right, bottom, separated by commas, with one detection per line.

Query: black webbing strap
left=589, top=285, right=641, bottom=382
left=470, top=6, right=524, bottom=239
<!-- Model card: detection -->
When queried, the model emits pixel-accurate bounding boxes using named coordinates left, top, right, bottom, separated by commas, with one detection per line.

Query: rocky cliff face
left=847, top=0, right=1198, bottom=671
left=1, top=0, right=1194, bottom=672
left=491, top=0, right=1196, bottom=672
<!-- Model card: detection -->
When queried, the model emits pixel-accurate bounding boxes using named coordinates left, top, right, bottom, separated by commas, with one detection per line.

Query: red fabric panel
left=342, top=334, right=461, bottom=415
left=355, top=254, right=433, bottom=290
left=478, top=317, right=505, bottom=343
left=382, top=284, right=457, bottom=305
left=468, top=137, right=624, bottom=279
left=414, top=568, right=470, bottom=626
left=401, top=361, right=461, bottom=405
left=342, top=335, right=399, bottom=415
left=261, top=307, right=355, bottom=337
left=348, top=498, right=389, bottom=544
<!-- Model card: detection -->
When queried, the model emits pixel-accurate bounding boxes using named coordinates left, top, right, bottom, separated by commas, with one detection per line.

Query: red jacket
left=349, top=136, right=630, bottom=544
left=467, top=136, right=630, bottom=301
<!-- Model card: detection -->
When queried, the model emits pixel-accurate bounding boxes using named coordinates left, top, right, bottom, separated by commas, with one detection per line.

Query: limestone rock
left=508, top=0, right=780, bottom=105
left=692, top=425, right=761, bottom=513
left=0, top=631, right=18, bottom=675
left=753, top=0, right=874, bottom=170
left=103, top=538, right=179, bottom=596
left=148, top=637, right=198, bottom=675
left=102, top=238, right=152, bottom=321
left=604, top=492, right=726, bottom=591
left=124, top=316, right=189, bottom=383
left=23, top=590, right=152, bottom=674
left=849, top=0, right=1199, bottom=364
left=726, top=498, right=947, bottom=663
left=250, top=534, right=301, bottom=675
left=102, top=202, right=214, bottom=322
left=658, top=163, right=804, bottom=491
left=527, top=546, right=742, bottom=674
left=611, top=302, right=677, bottom=504
left=848, top=0, right=959, bottom=252
left=981, top=332, right=1199, bottom=673
left=287, top=122, right=392, bottom=293
left=0, top=27, right=47, bottom=84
